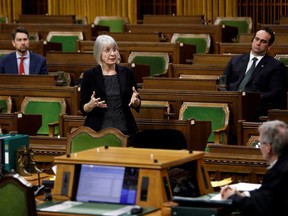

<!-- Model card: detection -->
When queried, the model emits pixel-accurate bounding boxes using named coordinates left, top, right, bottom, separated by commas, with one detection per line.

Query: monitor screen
left=75, top=164, right=139, bottom=205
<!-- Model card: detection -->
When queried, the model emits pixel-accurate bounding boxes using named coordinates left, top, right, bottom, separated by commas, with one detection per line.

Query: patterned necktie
left=237, top=57, right=258, bottom=91
left=19, top=56, right=25, bottom=75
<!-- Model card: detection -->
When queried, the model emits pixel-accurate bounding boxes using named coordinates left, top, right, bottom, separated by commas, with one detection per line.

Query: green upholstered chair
left=128, top=52, right=169, bottom=77
left=46, top=31, right=84, bottom=52
left=66, top=126, right=128, bottom=153
left=94, top=16, right=129, bottom=32
left=275, top=54, right=288, bottom=66
left=179, top=102, right=230, bottom=144
left=0, top=176, right=37, bottom=216
left=171, top=33, right=211, bottom=54
left=0, top=15, right=8, bottom=23
left=214, top=16, right=253, bottom=41
left=21, top=97, right=66, bottom=136
left=0, top=96, right=12, bottom=113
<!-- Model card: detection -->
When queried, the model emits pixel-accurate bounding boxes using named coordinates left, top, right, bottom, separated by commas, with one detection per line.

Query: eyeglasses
left=103, top=47, right=118, bottom=54
left=255, top=141, right=267, bottom=148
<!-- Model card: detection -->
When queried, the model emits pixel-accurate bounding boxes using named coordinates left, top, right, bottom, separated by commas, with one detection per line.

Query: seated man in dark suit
left=221, top=120, right=288, bottom=216
left=0, top=27, right=48, bottom=75
left=223, top=27, right=287, bottom=117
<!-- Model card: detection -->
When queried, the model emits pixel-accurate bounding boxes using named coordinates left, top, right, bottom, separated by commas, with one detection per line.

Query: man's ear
left=11, top=40, right=16, bottom=48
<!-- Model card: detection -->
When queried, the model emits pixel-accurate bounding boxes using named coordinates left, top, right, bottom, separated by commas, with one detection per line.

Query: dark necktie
left=237, top=57, right=258, bottom=91
left=19, top=56, right=25, bottom=75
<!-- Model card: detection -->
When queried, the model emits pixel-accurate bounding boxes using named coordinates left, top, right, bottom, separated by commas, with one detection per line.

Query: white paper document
left=210, top=182, right=261, bottom=200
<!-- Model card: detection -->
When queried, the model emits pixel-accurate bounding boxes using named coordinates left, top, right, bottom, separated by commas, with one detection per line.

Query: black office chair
left=128, top=129, right=187, bottom=150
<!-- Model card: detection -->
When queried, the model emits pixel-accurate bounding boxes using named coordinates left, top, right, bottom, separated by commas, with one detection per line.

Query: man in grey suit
left=224, top=27, right=287, bottom=117
left=0, top=27, right=48, bottom=75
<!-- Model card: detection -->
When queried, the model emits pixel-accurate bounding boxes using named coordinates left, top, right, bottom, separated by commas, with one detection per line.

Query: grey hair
left=93, top=35, right=120, bottom=67
left=258, top=120, right=288, bottom=156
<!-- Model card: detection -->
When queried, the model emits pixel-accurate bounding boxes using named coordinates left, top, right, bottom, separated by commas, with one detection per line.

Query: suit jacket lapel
left=249, top=55, right=267, bottom=80
left=237, top=54, right=250, bottom=86
left=116, top=65, right=126, bottom=96
left=10, top=53, right=18, bottom=74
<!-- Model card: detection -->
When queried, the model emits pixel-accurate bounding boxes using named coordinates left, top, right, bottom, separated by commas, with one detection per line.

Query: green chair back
left=0, top=176, right=37, bottom=216
left=94, top=16, right=128, bottom=32
left=21, top=97, right=66, bottom=135
left=49, top=35, right=79, bottom=52
left=275, top=54, right=288, bottom=66
left=0, top=16, right=8, bottom=23
left=179, top=102, right=229, bottom=143
left=128, top=52, right=169, bottom=76
left=47, top=31, right=84, bottom=52
left=214, top=17, right=252, bottom=41
left=0, top=96, right=12, bottom=113
left=171, top=33, right=211, bottom=53
left=67, top=126, right=128, bottom=153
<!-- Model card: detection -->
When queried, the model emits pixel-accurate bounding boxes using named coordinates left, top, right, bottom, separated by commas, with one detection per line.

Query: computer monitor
left=75, top=164, right=139, bottom=205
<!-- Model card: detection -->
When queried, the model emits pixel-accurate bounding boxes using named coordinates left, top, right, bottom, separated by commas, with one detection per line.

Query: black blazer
left=228, top=154, right=288, bottom=216
left=80, top=64, right=139, bottom=134
left=224, top=54, right=287, bottom=115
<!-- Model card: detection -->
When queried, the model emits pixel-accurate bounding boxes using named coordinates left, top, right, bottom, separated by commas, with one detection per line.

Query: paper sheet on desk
left=39, top=201, right=82, bottom=212
left=210, top=182, right=261, bottom=201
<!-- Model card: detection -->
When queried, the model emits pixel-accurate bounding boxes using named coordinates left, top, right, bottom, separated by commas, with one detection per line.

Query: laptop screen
left=75, top=164, right=139, bottom=205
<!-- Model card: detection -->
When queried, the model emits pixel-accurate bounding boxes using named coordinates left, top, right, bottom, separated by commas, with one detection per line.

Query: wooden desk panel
left=205, top=144, right=266, bottom=184
left=143, top=15, right=206, bottom=25
left=0, top=74, right=56, bottom=86
left=0, top=23, right=108, bottom=41
left=18, top=15, right=76, bottom=24
left=142, top=76, right=220, bottom=91
left=219, top=42, right=288, bottom=57
left=171, top=64, right=226, bottom=77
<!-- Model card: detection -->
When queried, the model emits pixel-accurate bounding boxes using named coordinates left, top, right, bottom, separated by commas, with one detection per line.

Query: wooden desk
left=53, top=147, right=213, bottom=208
left=142, top=76, right=220, bottom=91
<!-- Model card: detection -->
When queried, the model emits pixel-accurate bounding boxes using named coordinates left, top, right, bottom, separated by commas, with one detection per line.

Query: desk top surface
left=54, top=147, right=204, bottom=169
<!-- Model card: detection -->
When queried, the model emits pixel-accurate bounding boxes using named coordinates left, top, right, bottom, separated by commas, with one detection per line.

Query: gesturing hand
left=129, top=87, right=140, bottom=108
left=88, top=91, right=107, bottom=110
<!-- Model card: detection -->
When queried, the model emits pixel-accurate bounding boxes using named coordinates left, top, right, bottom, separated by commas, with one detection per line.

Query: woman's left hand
left=129, top=86, right=140, bottom=108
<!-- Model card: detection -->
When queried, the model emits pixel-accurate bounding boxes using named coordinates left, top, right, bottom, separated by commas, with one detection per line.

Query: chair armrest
left=48, top=122, right=59, bottom=137
left=164, top=112, right=177, bottom=120
left=213, top=126, right=229, bottom=144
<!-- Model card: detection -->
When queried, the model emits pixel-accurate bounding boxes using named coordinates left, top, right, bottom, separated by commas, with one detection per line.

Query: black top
left=80, top=64, right=139, bottom=135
